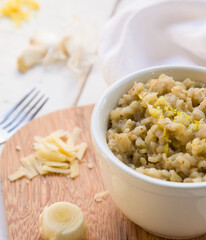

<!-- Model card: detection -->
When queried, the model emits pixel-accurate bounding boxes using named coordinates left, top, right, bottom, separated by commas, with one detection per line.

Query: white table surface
left=0, top=0, right=161, bottom=238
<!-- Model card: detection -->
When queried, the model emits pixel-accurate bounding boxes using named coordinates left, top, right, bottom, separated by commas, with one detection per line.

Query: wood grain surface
left=1, top=105, right=206, bottom=240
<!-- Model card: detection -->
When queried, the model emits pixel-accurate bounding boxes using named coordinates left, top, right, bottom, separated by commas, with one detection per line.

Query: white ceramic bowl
left=91, top=65, right=206, bottom=239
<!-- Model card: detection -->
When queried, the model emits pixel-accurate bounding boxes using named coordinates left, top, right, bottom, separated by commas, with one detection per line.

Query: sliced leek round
left=39, top=202, right=86, bottom=240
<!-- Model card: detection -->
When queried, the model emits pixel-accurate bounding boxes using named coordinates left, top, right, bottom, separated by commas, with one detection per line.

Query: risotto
left=107, top=74, right=206, bottom=183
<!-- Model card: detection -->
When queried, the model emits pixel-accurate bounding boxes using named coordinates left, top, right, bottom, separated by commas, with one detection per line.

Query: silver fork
left=0, top=88, right=49, bottom=145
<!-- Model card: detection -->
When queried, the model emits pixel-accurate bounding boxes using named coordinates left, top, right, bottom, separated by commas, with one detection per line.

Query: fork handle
left=0, top=129, right=9, bottom=145
left=0, top=136, right=6, bottom=145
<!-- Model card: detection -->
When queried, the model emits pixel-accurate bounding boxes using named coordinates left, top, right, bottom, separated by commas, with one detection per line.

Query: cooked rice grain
left=107, top=74, right=206, bottom=183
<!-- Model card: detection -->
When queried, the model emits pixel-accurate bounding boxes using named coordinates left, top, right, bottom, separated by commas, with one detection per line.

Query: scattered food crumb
left=15, top=145, right=21, bottom=151
left=94, top=190, right=109, bottom=202
left=87, top=162, right=94, bottom=169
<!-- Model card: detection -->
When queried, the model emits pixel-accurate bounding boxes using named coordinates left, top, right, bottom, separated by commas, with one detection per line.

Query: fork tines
left=0, top=88, right=48, bottom=133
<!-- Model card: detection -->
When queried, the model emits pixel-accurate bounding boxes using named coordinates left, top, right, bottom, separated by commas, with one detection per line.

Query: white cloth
left=99, top=0, right=206, bottom=85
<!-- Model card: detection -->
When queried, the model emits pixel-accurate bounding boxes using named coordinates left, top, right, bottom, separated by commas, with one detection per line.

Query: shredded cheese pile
left=0, top=0, right=39, bottom=26
left=8, top=128, right=88, bottom=182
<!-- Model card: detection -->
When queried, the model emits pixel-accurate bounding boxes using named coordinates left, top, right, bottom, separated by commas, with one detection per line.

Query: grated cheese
left=94, top=190, right=109, bottom=202
left=8, top=127, right=88, bottom=182
left=15, top=145, right=21, bottom=151
left=0, top=0, right=39, bottom=26
left=87, top=162, right=94, bottom=169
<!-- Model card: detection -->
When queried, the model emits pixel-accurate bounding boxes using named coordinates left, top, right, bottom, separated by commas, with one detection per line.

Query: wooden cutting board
left=1, top=105, right=205, bottom=240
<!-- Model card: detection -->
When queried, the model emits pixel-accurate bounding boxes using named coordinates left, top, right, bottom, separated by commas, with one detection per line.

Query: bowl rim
left=91, top=65, right=206, bottom=189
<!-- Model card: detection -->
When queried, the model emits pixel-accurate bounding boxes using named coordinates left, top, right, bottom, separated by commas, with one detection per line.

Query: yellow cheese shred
left=0, top=0, right=39, bottom=26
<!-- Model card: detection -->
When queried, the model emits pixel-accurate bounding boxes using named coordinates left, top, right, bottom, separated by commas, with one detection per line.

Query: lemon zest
left=194, top=120, right=200, bottom=126
left=153, top=96, right=167, bottom=108
left=162, top=127, right=167, bottom=138
left=148, top=105, right=162, bottom=118
left=164, top=143, right=169, bottom=155
left=189, top=123, right=198, bottom=131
